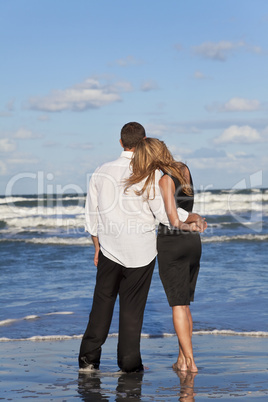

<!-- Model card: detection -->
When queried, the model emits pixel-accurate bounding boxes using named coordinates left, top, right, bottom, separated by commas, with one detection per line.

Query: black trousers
left=79, top=251, right=155, bottom=372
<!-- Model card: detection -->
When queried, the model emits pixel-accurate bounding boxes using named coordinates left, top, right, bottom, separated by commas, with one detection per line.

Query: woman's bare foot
left=172, top=356, right=188, bottom=372
left=173, top=357, right=198, bottom=373
left=186, top=357, right=198, bottom=373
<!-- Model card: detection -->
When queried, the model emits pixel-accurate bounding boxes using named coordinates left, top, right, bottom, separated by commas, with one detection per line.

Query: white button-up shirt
left=85, top=151, right=189, bottom=268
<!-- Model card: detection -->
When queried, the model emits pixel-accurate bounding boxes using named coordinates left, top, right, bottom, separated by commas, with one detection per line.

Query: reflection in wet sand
left=77, top=371, right=144, bottom=401
left=78, top=372, right=109, bottom=401
left=175, top=370, right=198, bottom=402
left=115, top=371, right=143, bottom=401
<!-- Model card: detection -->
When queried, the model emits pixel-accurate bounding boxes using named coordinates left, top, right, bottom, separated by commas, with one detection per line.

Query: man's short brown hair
left=120, top=122, right=146, bottom=149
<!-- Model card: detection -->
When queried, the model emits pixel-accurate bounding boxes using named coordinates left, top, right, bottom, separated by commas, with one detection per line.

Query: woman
left=125, top=138, right=206, bottom=373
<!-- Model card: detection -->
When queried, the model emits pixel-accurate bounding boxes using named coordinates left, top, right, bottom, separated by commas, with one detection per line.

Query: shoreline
left=1, top=329, right=268, bottom=343
left=1, top=334, right=267, bottom=401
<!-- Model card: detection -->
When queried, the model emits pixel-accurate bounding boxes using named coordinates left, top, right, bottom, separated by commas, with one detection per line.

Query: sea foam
left=1, top=330, right=267, bottom=342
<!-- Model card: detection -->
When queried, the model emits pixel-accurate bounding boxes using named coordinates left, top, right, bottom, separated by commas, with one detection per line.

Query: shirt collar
left=120, top=151, right=133, bottom=159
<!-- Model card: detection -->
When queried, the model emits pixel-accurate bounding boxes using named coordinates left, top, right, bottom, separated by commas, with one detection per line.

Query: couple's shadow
left=77, top=371, right=144, bottom=401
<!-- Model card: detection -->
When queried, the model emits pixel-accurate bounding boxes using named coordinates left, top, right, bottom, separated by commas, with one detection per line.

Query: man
left=79, top=122, right=201, bottom=373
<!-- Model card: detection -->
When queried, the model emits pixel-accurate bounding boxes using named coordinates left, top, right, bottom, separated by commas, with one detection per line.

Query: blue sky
left=1, top=0, right=268, bottom=195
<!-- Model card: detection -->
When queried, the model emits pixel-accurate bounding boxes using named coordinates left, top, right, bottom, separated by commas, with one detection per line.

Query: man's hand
left=91, top=235, right=100, bottom=267
left=94, top=249, right=99, bottom=267
left=189, top=218, right=207, bottom=233
left=186, top=213, right=207, bottom=233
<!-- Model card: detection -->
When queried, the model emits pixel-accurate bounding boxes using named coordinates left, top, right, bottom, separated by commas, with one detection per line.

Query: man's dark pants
left=79, top=251, right=155, bottom=372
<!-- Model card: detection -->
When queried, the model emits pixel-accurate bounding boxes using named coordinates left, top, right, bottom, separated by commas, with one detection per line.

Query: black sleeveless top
left=158, top=173, right=194, bottom=235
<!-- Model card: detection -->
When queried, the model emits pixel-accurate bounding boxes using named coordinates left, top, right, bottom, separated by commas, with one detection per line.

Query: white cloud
left=262, top=125, right=268, bottom=137
left=115, top=56, right=142, bottom=66
left=6, top=99, right=15, bottom=111
left=43, top=141, right=60, bottom=148
left=0, top=138, right=16, bottom=152
left=207, top=97, right=261, bottom=112
left=0, top=99, right=15, bottom=117
left=141, top=80, right=158, bottom=92
left=191, top=148, right=226, bottom=158
left=0, top=111, right=11, bottom=117
left=38, top=114, right=50, bottom=121
left=14, top=128, right=41, bottom=139
left=171, top=148, right=192, bottom=162
left=7, top=157, right=38, bottom=165
left=214, top=125, right=261, bottom=144
left=27, top=77, right=131, bottom=112
left=146, top=122, right=200, bottom=138
left=194, top=40, right=245, bottom=61
left=223, top=98, right=260, bottom=112
left=146, top=123, right=169, bottom=137
left=0, top=160, right=7, bottom=175
left=113, top=81, right=133, bottom=92
left=193, top=70, right=207, bottom=80
left=67, top=142, right=93, bottom=150
left=245, top=44, right=262, bottom=54
left=229, top=151, right=253, bottom=158
left=188, top=151, right=255, bottom=172
left=174, top=43, right=183, bottom=52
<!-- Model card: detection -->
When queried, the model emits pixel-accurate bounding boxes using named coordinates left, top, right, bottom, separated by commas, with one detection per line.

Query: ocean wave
left=1, top=215, right=266, bottom=233
left=0, top=215, right=85, bottom=229
left=0, top=237, right=92, bottom=245
left=1, top=330, right=267, bottom=342
left=194, top=191, right=268, bottom=216
left=202, top=234, right=268, bottom=242
left=0, top=204, right=85, bottom=219
left=1, top=191, right=268, bottom=222
left=27, top=237, right=91, bottom=245
left=0, top=196, right=33, bottom=204
left=143, top=330, right=268, bottom=338
left=1, top=234, right=266, bottom=245
left=0, top=335, right=83, bottom=342
left=0, top=195, right=86, bottom=205
left=192, top=329, right=268, bottom=337
left=0, top=312, right=74, bottom=327
left=1, top=189, right=268, bottom=233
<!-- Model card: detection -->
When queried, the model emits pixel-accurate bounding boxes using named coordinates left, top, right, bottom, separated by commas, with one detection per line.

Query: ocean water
left=0, top=188, right=267, bottom=342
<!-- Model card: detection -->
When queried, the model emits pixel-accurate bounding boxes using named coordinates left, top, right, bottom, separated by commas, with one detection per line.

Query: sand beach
left=1, top=334, right=267, bottom=401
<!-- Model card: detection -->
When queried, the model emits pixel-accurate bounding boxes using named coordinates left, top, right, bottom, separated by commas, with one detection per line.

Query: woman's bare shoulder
left=159, top=174, right=175, bottom=190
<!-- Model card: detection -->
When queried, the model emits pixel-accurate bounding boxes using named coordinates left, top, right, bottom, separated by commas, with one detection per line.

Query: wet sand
left=1, top=334, right=267, bottom=401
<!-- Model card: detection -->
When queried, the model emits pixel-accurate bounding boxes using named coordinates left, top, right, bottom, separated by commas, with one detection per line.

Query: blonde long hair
left=124, top=138, right=192, bottom=198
